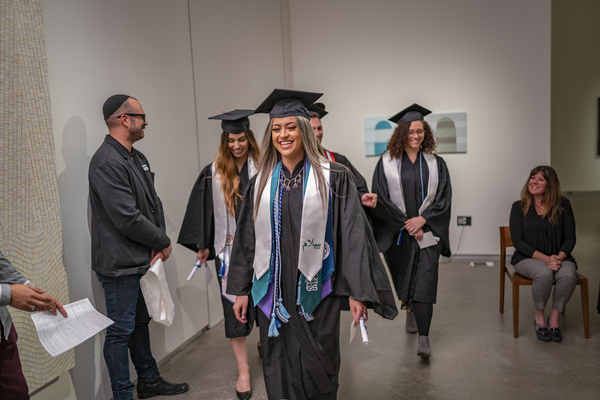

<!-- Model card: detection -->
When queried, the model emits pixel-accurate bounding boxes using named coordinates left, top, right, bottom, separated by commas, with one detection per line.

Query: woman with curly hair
left=371, top=103, right=452, bottom=358
left=178, top=109, right=259, bottom=400
left=509, top=166, right=577, bottom=342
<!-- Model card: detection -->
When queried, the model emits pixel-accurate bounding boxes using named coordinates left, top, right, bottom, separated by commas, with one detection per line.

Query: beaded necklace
left=281, top=167, right=304, bottom=193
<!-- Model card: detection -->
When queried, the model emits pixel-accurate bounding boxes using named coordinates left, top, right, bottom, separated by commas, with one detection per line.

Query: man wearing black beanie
left=89, top=94, right=188, bottom=400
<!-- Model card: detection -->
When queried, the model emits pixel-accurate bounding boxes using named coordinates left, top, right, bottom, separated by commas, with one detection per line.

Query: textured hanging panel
left=0, top=0, right=75, bottom=391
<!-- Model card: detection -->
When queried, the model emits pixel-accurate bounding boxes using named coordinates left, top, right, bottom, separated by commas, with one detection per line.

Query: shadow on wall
left=57, top=116, right=111, bottom=400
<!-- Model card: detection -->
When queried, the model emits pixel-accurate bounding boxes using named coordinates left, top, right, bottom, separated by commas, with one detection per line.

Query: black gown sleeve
left=333, top=152, right=369, bottom=198
left=330, top=165, right=398, bottom=320
left=226, top=176, right=257, bottom=296
left=370, top=156, right=407, bottom=252
left=419, top=156, right=452, bottom=257
left=177, top=164, right=216, bottom=260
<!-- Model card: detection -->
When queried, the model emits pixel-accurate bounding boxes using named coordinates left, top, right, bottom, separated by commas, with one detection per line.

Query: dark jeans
left=0, top=324, right=29, bottom=400
left=96, top=273, right=160, bottom=400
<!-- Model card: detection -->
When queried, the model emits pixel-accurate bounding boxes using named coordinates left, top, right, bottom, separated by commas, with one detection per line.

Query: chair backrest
left=499, top=226, right=513, bottom=272
left=500, top=226, right=513, bottom=248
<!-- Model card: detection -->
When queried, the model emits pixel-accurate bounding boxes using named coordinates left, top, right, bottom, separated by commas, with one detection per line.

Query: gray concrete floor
left=152, top=193, right=600, bottom=400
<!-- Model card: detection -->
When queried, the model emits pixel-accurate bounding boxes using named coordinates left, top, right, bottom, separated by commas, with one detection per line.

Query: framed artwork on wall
left=364, top=112, right=467, bottom=156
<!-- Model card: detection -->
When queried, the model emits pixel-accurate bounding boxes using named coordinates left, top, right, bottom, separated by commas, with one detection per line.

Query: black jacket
left=89, top=135, right=170, bottom=276
left=509, top=197, right=576, bottom=266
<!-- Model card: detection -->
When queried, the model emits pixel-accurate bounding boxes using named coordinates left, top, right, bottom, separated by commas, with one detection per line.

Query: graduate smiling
left=227, top=89, right=397, bottom=400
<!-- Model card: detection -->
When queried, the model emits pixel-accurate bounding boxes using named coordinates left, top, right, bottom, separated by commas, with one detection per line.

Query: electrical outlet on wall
left=457, top=216, right=472, bottom=226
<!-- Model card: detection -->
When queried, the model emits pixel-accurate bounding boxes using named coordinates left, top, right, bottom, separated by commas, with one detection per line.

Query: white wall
left=289, top=0, right=551, bottom=255
left=188, top=0, right=290, bottom=326
left=551, top=0, right=600, bottom=191
left=37, top=1, right=288, bottom=399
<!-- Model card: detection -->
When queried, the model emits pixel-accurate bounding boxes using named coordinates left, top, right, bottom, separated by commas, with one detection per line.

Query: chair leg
left=512, top=283, right=520, bottom=338
left=500, top=271, right=505, bottom=314
left=581, top=281, right=590, bottom=339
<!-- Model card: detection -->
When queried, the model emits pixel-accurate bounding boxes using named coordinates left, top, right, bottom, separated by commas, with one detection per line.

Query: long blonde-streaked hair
left=520, top=165, right=563, bottom=225
left=253, top=116, right=330, bottom=219
left=215, top=129, right=260, bottom=216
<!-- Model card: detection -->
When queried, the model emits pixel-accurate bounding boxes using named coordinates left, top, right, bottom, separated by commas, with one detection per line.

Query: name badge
left=141, top=164, right=149, bottom=172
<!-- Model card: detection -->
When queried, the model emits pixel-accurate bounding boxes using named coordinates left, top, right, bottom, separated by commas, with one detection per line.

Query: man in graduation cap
left=227, top=89, right=397, bottom=400
left=309, top=103, right=378, bottom=209
left=89, top=94, right=188, bottom=400
left=370, top=103, right=452, bottom=358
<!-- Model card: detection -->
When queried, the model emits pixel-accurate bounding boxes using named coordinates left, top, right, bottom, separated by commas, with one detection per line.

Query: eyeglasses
left=408, top=129, right=424, bottom=136
left=116, top=113, right=146, bottom=122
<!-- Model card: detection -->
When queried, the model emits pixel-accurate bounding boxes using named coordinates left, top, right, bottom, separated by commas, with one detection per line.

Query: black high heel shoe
left=547, top=317, right=562, bottom=342
left=534, top=320, right=551, bottom=342
left=236, top=374, right=252, bottom=400
left=236, top=389, right=252, bottom=400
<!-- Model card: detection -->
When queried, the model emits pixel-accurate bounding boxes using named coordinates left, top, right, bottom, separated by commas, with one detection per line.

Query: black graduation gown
left=227, top=161, right=397, bottom=400
left=178, top=161, right=254, bottom=338
left=370, top=152, right=452, bottom=304
left=327, top=150, right=369, bottom=198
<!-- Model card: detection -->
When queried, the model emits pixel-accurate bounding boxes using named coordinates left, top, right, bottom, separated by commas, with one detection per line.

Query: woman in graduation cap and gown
left=370, top=104, right=452, bottom=358
left=227, top=89, right=398, bottom=400
left=178, top=110, right=259, bottom=400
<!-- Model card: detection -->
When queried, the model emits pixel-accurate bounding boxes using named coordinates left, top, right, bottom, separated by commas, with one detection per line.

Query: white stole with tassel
left=382, top=151, right=438, bottom=217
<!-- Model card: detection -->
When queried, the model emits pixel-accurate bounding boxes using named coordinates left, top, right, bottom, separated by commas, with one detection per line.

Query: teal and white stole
left=252, top=159, right=334, bottom=337
left=212, top=158, right=257, bottom=303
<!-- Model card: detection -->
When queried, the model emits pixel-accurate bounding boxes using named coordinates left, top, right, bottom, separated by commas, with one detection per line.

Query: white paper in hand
left=140, top=259, right=175, bottom=326
left=187, top=261, right=214, bottom=284
left=349, top=317, right=369, bottom=345
left=30, top=298, right=113, bottom=357
left=417, top=231, right=440, bottom=249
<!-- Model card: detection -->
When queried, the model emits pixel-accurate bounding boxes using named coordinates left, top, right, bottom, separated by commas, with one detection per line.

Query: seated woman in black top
left=509, top=166, right=577, bottom=342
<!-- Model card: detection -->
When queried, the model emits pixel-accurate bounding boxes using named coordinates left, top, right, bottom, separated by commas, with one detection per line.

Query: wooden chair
left=499, top=226, right=590, bottom=338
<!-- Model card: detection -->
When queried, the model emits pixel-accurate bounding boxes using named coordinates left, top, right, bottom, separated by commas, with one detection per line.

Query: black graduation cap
left=255, top=89, right=323, bottom=119
left=308, top=102, right=328, bottom=119
left=103, top=94, right=130, bottom=120
left=208, top=109, right=254, bottom=134
left=388, top=103, right=432, bottom=124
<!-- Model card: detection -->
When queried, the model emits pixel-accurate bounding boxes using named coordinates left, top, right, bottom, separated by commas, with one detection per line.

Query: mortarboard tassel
left=276, top=298, right=291, bottom=322
left=268, top=312, right=280, bottom=337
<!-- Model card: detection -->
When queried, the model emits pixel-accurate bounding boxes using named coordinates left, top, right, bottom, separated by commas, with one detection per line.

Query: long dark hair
left=214, top=129, right=260, bottom=216
left=386, top=120, right=437, bottom=158
left=519, top=165, right=562, bottom=225
left=253, top=116, right=330, bottom=220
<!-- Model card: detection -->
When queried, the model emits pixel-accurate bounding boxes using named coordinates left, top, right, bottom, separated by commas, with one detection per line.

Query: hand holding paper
left=349, top=317, right=369, bottom=345
left=31, top=298, right=113, bottom=357
left=417, top=231, right=440, bottom=249
left=349, top=298, right=368, bottom=326
left=186, top=261, right=214, bottom=284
